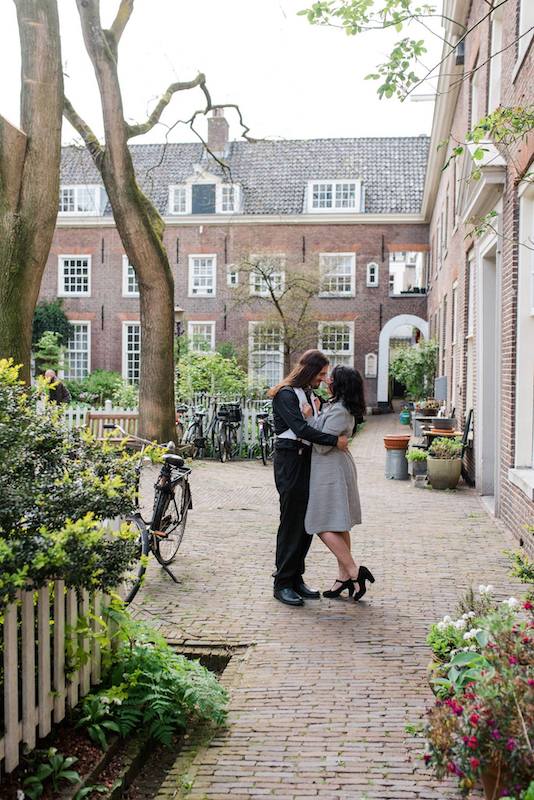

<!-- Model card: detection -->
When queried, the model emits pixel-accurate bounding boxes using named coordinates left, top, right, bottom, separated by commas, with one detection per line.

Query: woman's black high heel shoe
left=323, top=578, right=355, bottom=598
left=352, top=566, right=375, bottom=601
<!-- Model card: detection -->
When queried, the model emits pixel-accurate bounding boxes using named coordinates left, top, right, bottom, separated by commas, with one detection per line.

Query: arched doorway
left=377, top=314, right=429, bottom=406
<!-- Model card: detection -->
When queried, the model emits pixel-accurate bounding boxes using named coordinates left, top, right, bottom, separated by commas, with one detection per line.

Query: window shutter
left=192, top=184, right=216, bottom=214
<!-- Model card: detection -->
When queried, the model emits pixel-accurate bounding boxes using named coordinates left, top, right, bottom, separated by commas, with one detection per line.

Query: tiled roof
left=61, top=136, right=429, bottom=216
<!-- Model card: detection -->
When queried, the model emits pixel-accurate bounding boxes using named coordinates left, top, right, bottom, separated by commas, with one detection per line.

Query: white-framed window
left=169, top=185, right=189, bottom=215
left=168, top=183, right=240, bottom=215
left=187, top=321, right=216, bottom=352
left=469, top=56, right=479, bottom=128
left=365, top=353, right=377, bottom=378
left=307, top=180, right=362, bottom=213
left=227, top=266, right=239, bottom=286
left=59, top=185, right=106, bottom=215
left=517, top=0, right=534, bottom=69
left=488, top=6, right=503, bottom=112
left=388, top=251, right=426, bottom=295
left=318, top=322, right=354, bottom=368
left=188, top=255, right=217, bottom=297
left=249, top=255, right=286, bottom=296
left=122, top=322, right=141, bottom=384
left=319, top=253, right=355, bottom=297
left=58, top=255, right=91, bottom=296
left=122, top=255, right=139, bottom=297
left=366, top=262, right=379, bottom=287
left=64, top=321, right=91, bottom=380
left=451, top=281, right=458, bottom=409
left=248, top=322, right=284, bottom=387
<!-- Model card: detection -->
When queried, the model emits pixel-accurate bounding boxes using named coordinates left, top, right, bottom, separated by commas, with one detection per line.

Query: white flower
left=454, top=618, right=467, bottom=629
left=463, top=628, right=482, bottom=641
left=463, top=611, right=476, bottom=619
left=479, top=584, right=494, bottom=594
left=437, top=621, right=447, bottom=631
left=443, top=615, right=452, bottom=624
left=502, top=597, right=519, bottom=608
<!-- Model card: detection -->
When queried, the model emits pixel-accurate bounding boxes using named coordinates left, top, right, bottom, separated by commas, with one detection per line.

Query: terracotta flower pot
left=383, top=434, right=411, bottom=450
left=481, top=762, right=509, bottom=800
left=427, top=456, right=462, bottom=489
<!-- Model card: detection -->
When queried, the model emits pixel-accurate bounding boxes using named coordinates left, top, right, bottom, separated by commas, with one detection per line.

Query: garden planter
left=383, top=434, right=411, bottom=450
left=408, top=459, right=427, bottom=477
left=427, top=456, right=462, bottom=489
left=481, top=762, right=509, bottom=800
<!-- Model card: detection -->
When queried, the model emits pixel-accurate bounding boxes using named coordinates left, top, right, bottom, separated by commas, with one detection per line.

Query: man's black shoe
left=274, top=587, right=304, bottom=606
left=294, top=581, right=321, bottom=599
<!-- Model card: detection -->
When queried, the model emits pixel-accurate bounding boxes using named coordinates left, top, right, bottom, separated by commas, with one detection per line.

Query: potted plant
left=427, top=436, right=463, bottom=489
left=406, top=447, right=428, bottom=477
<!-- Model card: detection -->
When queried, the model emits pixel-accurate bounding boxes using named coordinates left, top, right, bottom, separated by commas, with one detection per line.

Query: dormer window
left=307, top=180, right=362, bottom=213
left=59, top=185, right=107, bottom=215
left=169, top=182, right=240, bottom=215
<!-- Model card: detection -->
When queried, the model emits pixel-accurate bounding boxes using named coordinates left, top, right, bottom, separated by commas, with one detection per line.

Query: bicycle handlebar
left=101, top=422, right=175, bottom=451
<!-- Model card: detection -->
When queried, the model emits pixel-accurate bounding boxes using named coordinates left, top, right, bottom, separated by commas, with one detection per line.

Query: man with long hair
left=268, top=350, right=349, bottom=606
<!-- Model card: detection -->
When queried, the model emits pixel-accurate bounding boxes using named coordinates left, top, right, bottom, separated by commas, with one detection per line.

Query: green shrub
left=65, top=370, right=123, bottom=405
left=32, top=299, right=73, bottom=347
left=429, top=436, right=463, bottom=459
left=34, top=331, right=64, bottom=375
left=389, top=339, right=438, bottom=400
left=176, top=351, right=248, bottom=399
left=406, top=447, right=427, bottom=462
left=0, top=359, right=139, bottom=608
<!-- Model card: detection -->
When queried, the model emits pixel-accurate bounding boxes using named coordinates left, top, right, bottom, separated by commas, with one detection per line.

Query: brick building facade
left=423, top=0, right=534, bottom=548
left=40, top=128, right=430, bottom=407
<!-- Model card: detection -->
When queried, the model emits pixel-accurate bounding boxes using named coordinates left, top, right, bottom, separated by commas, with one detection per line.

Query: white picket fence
left=1, top=583, right=106, bottom=775
left=63, top=395, right=272, bottom=450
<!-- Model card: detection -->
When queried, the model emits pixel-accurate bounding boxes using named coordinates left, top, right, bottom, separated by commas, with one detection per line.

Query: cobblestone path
left=133, top=414, right=522, bottom=800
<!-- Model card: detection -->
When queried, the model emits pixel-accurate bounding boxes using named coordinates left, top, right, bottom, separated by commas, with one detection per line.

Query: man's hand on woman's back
left=336, top=435, right=349, bottom=451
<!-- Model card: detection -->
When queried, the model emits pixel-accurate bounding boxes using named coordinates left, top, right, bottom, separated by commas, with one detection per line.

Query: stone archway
left=377, top=314, right=429, bottom=406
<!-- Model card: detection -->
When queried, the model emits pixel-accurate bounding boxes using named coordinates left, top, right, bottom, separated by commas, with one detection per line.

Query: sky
left=0, top=0, right=442, bottom=145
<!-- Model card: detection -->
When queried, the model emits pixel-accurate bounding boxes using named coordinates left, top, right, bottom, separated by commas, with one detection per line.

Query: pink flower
left=491, top=729, right=501, bottom=740
left=470, top=757, right=480, bottom=770
left=423, top=753, right=431, bottom=764
left=445, top=698, right=464, bottom=716
left=506, top=738, right=516, bottom=751
left=509, top=656, right=518, bottom=665
left=469, top=713, right=480, bottom=726
left=528, top=679, right=534, bottom=686
left=523, top=600, right=533, bottom=610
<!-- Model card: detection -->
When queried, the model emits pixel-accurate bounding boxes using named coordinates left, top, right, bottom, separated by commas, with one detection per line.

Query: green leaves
left=23, top=748, right=81, bottom=798
left=388, top=339, right=438, bottom=401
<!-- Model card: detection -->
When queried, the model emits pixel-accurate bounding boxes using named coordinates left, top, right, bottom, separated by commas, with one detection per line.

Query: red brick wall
left=41, top=221, right=428, bottom=405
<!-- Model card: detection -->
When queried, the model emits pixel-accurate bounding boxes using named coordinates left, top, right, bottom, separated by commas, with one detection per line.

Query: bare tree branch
left=63, top=97, right=104, bottom=167
left=110, top=0, right=134, bottom=44
left=125, top=73, right=207, bottom=138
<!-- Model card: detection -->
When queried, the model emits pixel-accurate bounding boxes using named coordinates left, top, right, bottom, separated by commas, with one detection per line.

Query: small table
left=421, top=428, right=462, bottom=446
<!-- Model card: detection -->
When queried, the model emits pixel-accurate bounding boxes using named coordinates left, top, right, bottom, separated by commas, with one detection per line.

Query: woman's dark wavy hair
left=330, top=365, right=366, bottom=432
left=268, top=349, right=330, bottom=397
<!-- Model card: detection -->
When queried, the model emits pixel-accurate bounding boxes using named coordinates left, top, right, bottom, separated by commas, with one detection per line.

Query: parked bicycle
left=103, top=423, right=192, bottom=604
left=256, top=405, right=274, bottom=465
left=182, top=405, right=211, bottom=458
left=213, top=402, right=242, bottom=463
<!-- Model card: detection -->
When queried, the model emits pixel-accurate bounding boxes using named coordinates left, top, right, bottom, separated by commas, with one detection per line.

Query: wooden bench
left=86, top=410, right=139, bottom=443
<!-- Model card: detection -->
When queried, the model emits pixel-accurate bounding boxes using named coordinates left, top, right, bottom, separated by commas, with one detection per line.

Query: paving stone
left=134, top=414, right=521, bottom=800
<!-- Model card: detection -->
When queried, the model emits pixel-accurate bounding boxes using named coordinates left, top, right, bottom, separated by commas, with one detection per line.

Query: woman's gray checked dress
left=304, top=401, right=361, bottom=535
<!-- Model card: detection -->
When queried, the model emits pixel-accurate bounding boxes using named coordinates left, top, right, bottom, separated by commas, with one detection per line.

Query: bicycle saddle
left=256, top=412, right=269, bottom=419
left=176, top=404, right=189, bottom=412
left=194, top=409, right=207, bottom=417
left=162, top=453, right=185, bottom=468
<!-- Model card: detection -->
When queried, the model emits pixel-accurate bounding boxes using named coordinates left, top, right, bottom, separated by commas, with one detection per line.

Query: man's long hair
left=268, top=349, right=330, bottom=398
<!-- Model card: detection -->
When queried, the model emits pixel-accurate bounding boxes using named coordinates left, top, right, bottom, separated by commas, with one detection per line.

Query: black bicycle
left=256, top=407, right=274, bottom=465
left=183, top=406, right=209, bottom=458
left=104, top=424, right=192, bottom=604
left=213, top=402, right=242, bottom=463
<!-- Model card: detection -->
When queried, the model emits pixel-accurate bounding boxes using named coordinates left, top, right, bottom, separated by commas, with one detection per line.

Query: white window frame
left=58, top=185, right=106, bottom=216
left=122, top=255, right=139, bottom=297
left=488, top=6, right=503, bottom=112
left=122, top=321, right=141, bottom=384
left=168, top=183, right=241, bottom=215
left=318, top=321, right=355, bottom=368
left=319, top=253, right=356, bottom=297
left=187, top=321, right=216, bottom=352
left=248, top=321, right=284, bottom=386
left=306, top=180, right=362, bottom=213
left=364, top=353, right=377, bottom=378
left=58, top=255, right=91, bottom=297
left=64, top=320, right=91, bottom=380
left=249, top=255, right=286, bottom=297
left=227, top=266, right=239, bottom=287
left=366, top=262, right=379, bottom=287
left=217, top=184, right=241, bottom=213
left=168, top=185, right=190, bottom=215
left=516, top=0, right=534, bottom=74
left=188, top=254, right=217, bottom=297
left=469, top=56, right=479, bottom=129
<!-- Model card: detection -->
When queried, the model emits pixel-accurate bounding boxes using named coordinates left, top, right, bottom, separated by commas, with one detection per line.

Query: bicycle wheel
left=226, top=426, right=239, bottom=461
left=152, top=479, right=191, bottom=565
left=117, top=515, right=150, bottom=605
left=217, top=423, right=228, bottom=463
left=259, top=427, right=268, bottom=465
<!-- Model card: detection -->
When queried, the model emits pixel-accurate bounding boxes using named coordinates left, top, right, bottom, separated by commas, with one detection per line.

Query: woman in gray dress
left=303, top=366, right=375, bottom=601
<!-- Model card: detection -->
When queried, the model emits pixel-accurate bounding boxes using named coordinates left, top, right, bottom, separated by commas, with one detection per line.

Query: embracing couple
left=269, top=349, right=375, bottom=607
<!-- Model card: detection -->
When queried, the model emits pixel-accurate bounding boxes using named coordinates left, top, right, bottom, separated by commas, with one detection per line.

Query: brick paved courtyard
left=133, top=413, right=522, bottom=800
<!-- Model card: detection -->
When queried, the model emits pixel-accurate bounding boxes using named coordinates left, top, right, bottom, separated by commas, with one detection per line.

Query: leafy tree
left=389, top=338, right=438, bottom=400
left=0, top=0, right=63, bottom=384
left=34, top=331, right=64, bottom=375
left=216, top=341, right=238, bottom=360
left=176, top=351, right=248, bottom=399
left=32, top=299, right=73, bottom=346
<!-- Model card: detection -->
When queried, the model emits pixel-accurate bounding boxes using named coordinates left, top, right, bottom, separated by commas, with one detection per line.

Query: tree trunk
left=73, top=0, right=176, bottom=442
left=0, top=0, right=63, bottom=383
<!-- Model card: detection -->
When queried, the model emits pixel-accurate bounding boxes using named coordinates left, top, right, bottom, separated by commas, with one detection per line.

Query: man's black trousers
left=273, top=443, right=313, bottom=590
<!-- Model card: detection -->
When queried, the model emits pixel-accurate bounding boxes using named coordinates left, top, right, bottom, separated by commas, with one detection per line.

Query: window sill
left=508, top=468, right=534, bottom=501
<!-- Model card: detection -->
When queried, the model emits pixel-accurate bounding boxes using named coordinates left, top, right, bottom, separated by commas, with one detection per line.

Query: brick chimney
left=207, top=109, right=229, bottom=155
